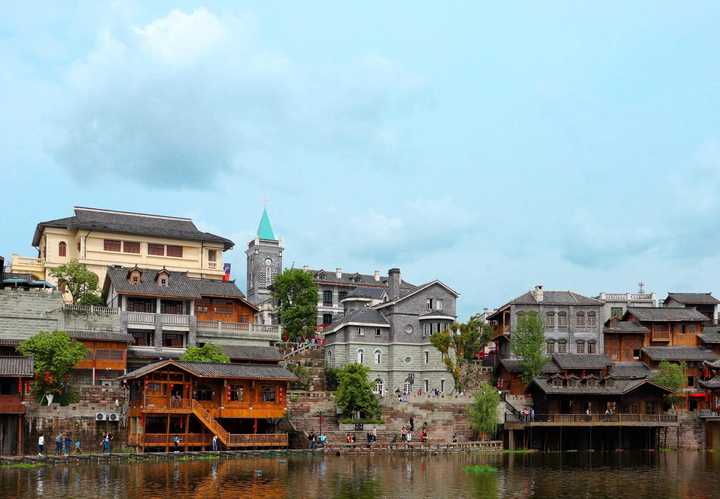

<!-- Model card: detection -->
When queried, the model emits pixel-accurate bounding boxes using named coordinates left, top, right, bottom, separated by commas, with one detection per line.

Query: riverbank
left=0, top=441, right=503, bottom=467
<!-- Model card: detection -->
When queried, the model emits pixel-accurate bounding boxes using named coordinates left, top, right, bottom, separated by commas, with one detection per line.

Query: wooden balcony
left=505, top=413, right=679, bottom=430
left=0, top=394, right=25, bottom=414
left=651, top=329, right=671, bottom=342
left=137, top=433, right=212, bottom=447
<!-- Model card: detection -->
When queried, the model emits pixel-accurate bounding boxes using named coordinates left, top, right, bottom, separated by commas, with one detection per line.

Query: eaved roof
left=373, top=280, right=460, bottom=309
left=67, top=330, right=134, bottom=343
left=104, top=266, right=250, bottom=305
left=324, top=308, right=390, bottom=335
left=33, top=207, right=233, bottom=250
left=699, top=376, right=720, bottom=389
left=219, top=345, right=282, bottom=363
left=499, top=358, right=559, bottom=375
left=699, top=327, right=720, bottom=345
left=551, top=353, right=612, bottom=371
left=0, top=356, right=34, bottom=377
left=627, top=307, right=708, bottom=322
left=531, top=377, right=671, bottom=396
left=609, top=362, right=651, bottom=380
left=603, top=321, right=649, bottom=335
left=120, top=359, right=296, bottom=381
left=665, top=292, right=720, bottom=306
left=343, top=287, right=387, bottom=301
left=642, top=346, right=719, bottom=362
left=510, top=290, right=602, bottom=306
left=308, top=269, right=416, bottom=290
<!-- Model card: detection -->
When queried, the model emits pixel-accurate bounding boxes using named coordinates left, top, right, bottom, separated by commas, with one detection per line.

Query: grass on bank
left=0, top=463, right=46, bottom=469
left=176, top=454, right=221, bottom=462
left=502, top=449, right=532, bottom=454
left=464, top=465, right=498, bottom=474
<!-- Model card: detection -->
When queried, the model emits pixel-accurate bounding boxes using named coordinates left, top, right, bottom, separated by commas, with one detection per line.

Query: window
left=424, top=379, right=429, bottom=393
left=229, top=384, right=244, bottom=401
left=687, top=376, right=695, bottom=387
left=123, top=241, right=140, bottom=254
left=422, top=323, right=429, bottom=337
left=323, top=290, right=333, bottom=306
left=58, top=241, right=67, bottom=257
left=357, top=349, right=364, bottom=364
left=588, top=312, right=597, bottom=327
left=162, top=333, right=185, bottom=348
left=576, top=312, right=586, bottom=327
left=104, top=239, right=121, bottom=252
left=426, top=298, right=433, bottom=310
left=194, top=384, right=213, bottom=401
left=436, top=299, right=444, bottom=311
left=339, top=291, right=348, bottom=302
left=633, top=349, right=641, bottom=360
left=129, top=270, right=141, bottom=285
left=611, top=307, right=624, bottom=319
left=686, top=324, right=696, bottom=334
left=358, top=327, right=365, bottom=337
left=374, top=379, right=384, bottom=395
left=166, top=245, right=183, bottom=258
left=76, top=241, right=81, bottom=252
left=130, top=330, right=153, bottom=346
left=208, top=249, right=217, bottom=262
left=558, top=340, right=567, bottom=353
left=374, top=350, right=382, bottom=364
left=440, top=379, right=446, bottom=393
left=148, top=243, right=165, bottom=256
left=546, top=341, right=555, bottom=354
left=161, top=300, right=184, bottom=314
left=424, top=351, right=429, bottom=364
left=375, top=328, right=381, bottom=336
left=322, top=314, right=333, bottom=325
left=261, top=385, right=276, bottom=402
left=558, top=312, right=568, bottom=328
left=127, top=298, right=155, bottom=313
left=576, top=340, right=585, bottom=354
left=546, top=312, right=556, bottom=327
left=588, top=341, right=597, bottom=354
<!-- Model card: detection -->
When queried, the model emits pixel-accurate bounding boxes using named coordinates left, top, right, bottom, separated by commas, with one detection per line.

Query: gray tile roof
left=419, top=310, right=456, bottom=319
left=33, top=207, right=233, bottom=249
left=665, top=292, right=720, bottom=306
left=344, top=287, right=387, bottom=300
left=699, top=376, right=720, bottom=389
left=327, top=308, right=390, bottom=332
left=531, top=378, right=669, bottom=396
left=121, top=359, right=296, bottom=381
left=499, top=358, right=558, bottom=374
left=551, top=353, right=612, bottom=370
left=642, top=346, right=719, bottom=362
left=627, top=307, right=708, bottom=322
left=68, top=330, right=134, bottom=343
left=128, top=347, right=183, bottom=360
left=603, top=321, right=649, bottom=334
left=699, top=327, right=720, bottom=345
left=508, top=290, right=602, bottom=307
left=609, top=362, right=651, bottom=380
left=105, top=266, right=245, bottom=301
left=0, top=356, right=34, bottom=377
left=309, top=269, right=415, bottom=290
left=219, top=345, right=282, bottom=363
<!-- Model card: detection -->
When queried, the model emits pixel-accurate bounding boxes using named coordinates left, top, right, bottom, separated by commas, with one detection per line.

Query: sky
left=2, top=2, right=720, bottom=319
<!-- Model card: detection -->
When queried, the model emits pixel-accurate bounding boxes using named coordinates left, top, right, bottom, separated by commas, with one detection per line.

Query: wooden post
left=166, top=415, right=171, bottom=453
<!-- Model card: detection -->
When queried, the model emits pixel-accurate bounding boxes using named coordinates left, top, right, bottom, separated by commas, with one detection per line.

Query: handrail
left=191, top=400, right=229, bottom=445
left=63, top=304, right=119, bottom=315
left=514, top=413, right=678, bottom=424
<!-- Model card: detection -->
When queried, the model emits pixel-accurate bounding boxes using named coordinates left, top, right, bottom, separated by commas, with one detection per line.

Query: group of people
left=37, top=431, right=112, bottom=456
left=520, top=408, right=535, bottom=423
left=366, top=428, right=378, bottom=444
left=307, top=432, right=327, bottom=449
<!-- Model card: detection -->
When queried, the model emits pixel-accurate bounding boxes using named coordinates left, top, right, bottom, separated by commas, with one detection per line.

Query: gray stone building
left=596, top=290, right=656, bottom=326
left=488, top=285, right=605, bottom=357
left=324, top=269, right=460, bottom=396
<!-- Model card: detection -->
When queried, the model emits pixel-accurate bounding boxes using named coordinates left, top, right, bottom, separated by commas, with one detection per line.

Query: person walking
left=101, top=433, right=112, bottom=454
left=38, top=434, right=45, bottom=456
left=64, top=433, right=72, bottom=456
left=75, top=437, right=81, bottom=454
left=173, top=435, right=181, bottom=452
left=212, top=435, right=219, bottom=451
left=55, top=432, right=63, bottom=455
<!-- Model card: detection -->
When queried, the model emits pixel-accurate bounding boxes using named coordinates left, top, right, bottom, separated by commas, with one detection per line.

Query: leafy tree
left=49, top=260, right=102, bottom=305
left=430, top=317, right=490, bottom=392
left=271, top=268, right=319, bottom=340
left=468, top=383, right=501, bottom=437
left=511, top=312, right=547, bottom=384
left=335, top=364, right=381, bottom=420
left=652, top=360, right=687, bottom=407
left=179, top=344, right=229, bottom=363
left=18, top=331, right=87, bottom=404
left=325, top=367, right=341, bottom=391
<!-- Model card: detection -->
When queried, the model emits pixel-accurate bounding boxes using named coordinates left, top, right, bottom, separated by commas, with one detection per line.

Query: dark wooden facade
left=195, top=297, right=256, bottom=324
left=0, top=357, right=33, bottom=455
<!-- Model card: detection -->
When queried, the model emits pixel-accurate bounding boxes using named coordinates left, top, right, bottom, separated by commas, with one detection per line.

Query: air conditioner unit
left=95, top=412, right=107, bottom=421
left=107, top=412, right=120, bottom=422
left=100, top=380, right=113, bottom=387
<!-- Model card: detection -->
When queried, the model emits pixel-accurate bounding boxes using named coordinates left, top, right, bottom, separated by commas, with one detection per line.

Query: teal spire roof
left=257, top=208, right=276, bottom=240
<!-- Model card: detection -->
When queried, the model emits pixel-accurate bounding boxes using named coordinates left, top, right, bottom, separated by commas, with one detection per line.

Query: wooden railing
left=228, top=433, right=288, bottom=447
left=191, top=399, right=230, bottom=445
left=0, top=394, right=25, bottom=414
left=652, top=329, right=671, bottom=342
left=141, top=433, right=211, bottom=446
left=510, top=413, right=678, bottom=424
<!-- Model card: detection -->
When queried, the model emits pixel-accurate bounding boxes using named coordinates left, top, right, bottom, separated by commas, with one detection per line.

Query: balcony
left=505, top=413, right=678, bottom=429
left=124, top=312, right=191, bottom=329
left=0, top=394, right=25, bottom=414
left=196, top=320, right=281, bottom=342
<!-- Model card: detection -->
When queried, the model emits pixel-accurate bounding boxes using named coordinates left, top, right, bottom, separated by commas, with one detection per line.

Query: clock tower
left=246, top=207, right=283, bottom=306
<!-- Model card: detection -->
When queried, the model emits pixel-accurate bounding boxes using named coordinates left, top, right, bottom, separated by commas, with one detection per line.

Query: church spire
left=257, top=207, right=276, bottom=240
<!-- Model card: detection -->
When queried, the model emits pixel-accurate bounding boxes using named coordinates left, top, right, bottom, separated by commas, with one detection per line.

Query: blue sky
left=3, top=2, right=720, bottom=318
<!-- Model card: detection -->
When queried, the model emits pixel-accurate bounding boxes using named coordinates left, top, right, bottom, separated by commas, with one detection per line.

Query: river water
left=2, top=451, right=719, bottom=498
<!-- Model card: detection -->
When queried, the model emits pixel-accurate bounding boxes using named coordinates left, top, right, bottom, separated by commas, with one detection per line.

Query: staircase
left=191, top=400, right=289, bottom=448
left=191, top=400, right=230, bottom=446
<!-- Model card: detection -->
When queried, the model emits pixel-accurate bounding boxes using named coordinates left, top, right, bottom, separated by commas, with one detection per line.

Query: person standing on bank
left=38, top=434, right=45, bottom=456
left=212, top=435, right=219, bottom=451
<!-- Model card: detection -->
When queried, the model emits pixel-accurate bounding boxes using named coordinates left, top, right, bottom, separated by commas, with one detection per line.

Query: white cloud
left=51, top=8, right=425, bottom=190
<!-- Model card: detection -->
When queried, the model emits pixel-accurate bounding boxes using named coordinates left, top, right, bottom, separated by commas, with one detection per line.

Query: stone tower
left=246, top=208, right=283, bottom=305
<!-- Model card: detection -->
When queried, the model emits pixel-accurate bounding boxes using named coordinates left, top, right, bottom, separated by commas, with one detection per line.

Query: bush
left=325, top=367, right=340, bottom=391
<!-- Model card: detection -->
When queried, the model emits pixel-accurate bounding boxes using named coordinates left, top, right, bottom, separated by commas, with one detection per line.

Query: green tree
left=49, top=259, right=102, bottom=305
left=18, top=331, right=87, bottom=404
left=271, top=268, right=319, bottom=340
left=652, top=360, right=687, bottom=407
left=430, top=318, right=490, bottom=392
left=468, top=383, right=501, bottom=437
left=335, top=364, right=381, bottom=420
left=179, top=344, right=229, bottom=363
left=511, top=312, right=547, bottom=384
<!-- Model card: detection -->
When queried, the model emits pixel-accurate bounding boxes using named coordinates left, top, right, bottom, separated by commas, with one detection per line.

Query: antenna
left=638, top=281, right=645, bottom=293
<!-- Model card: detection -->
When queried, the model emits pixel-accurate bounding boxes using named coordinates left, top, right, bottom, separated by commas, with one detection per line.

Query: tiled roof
left=68, top=330, right=134, bottom=343
left=121, top=359, right=296, bottom=381
left=603, top=321, right=649, bottom=334
left=531, top=378, right=669, bottom=396
left=33, top=207, right=233, bottom=249
left=665, top=293, right=720, bottom=306
left=699, top=376, right=720, bottom=389
left=344, top=287, right=387, bottom=300
left=219, top=345, right=282, bottom=363
left=309, top=269, right=415, bottom=289
left=327, top=308, right=390, bottom=331
left=499, top=358, right=558, bottom=375
left=419, top=310, right=456, bottom=319
left=642, top=346, right=719, bottom=362
left=127, top=347, right=183, bottom=360
left=0, top=356, right=34, bottom=377
left=609, top=362, right=650, bottom=380
left=699, top=327, right=720, bottom=345
left=104, top=266, right=246, bottom=301
left=627, top=307, right=708, bottom=322
left=509, top=290, right=602, bottom=307
left=551, top=353, right=612, bottom=370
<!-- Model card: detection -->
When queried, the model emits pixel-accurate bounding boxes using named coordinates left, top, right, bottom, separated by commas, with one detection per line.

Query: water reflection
left=1, top=452, right=720, bottom=498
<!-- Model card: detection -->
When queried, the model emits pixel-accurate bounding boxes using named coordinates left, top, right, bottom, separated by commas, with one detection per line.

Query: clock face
left=404, top=324, right=413, bottom=335
left=264, top=258, right=272, bottom=266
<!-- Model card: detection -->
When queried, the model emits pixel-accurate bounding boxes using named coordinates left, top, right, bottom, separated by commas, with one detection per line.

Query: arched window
left=576, top=311, right=586, bottom=327
left=558, top=312, right=568, bottom=328
left=326, top=349, right=333, bottom=364
left=588, top=341, right=597, bottom=354
left=546, top=340, right=555, bottom=354
left=58, top=241, right=67, bottom=257
left=558, top=340, right=567, bottom=353
left=588, top=311, right=597, bottom=327
left=356, top=349, right=364, bottom=364
left=545, top=312, right=556, bottom=327
left=374, top=379, right=384, bottom=395
left=424, top=351, right=430, bottom=364
left=374, top=350, right=382, bottom=365
left=576, top=340, right=585, bottom=354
